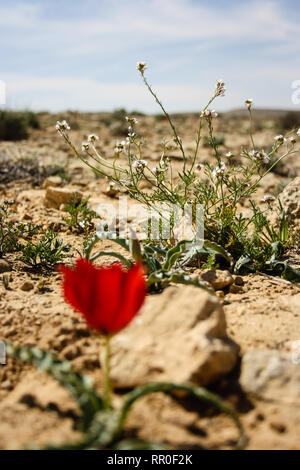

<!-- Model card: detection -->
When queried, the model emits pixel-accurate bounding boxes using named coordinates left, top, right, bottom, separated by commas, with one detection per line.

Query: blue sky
left=1, top=0, right=300, bottom=112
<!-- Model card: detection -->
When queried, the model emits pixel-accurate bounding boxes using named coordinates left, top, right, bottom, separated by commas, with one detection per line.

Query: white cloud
left=1, top=0, right=299, bottom=52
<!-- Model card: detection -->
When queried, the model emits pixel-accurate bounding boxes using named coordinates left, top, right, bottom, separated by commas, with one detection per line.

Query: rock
left=0, top=260, right=12, bottom=273
left=20, top=281, right=34, bottom=292
left=42, top=176, right=63, bottom=189
left=197, top=269, right=234, bottom=290
left=110, top=285, right=239, bottom=388
left=278, top=177, right=300, bottom=226
left=234, top=276, right=244, bottom=286
left=229, top=284, right=244, bottom=294
left=240, top=349, right=300, bottom=406
left=44, top=187, right=82, bottom=209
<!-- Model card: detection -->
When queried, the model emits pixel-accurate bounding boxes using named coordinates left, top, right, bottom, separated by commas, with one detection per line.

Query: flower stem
left=101, top=334, right=113, bottom=409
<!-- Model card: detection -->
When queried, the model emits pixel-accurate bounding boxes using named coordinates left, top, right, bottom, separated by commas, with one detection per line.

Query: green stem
left=101, top=335, right=113, bottom=409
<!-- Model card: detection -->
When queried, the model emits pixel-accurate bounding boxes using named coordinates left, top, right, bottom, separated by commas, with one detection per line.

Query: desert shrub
left=19, top=229, right=70, bottom=269
left=278, top=111, right=300, bottom=132
left=0, top=202, right=38, bottom=257
left=63, top=196, right=99, bottom=233
left=56, top=64, right=300, bottom=281
left=0, top=110, right=40, bottom=140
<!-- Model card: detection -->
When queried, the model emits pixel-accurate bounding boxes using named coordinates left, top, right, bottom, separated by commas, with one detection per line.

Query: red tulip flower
left=60, top=258, right=146, bottom=335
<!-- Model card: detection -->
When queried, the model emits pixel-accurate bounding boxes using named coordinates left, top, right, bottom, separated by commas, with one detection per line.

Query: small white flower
left=261, top=194, right=274, bottom=203
left=81, top=141, right=90, bottom=152
left=225, top=151, right=234, bottom=158
left=136, top=61, right=147, bottom=73
left=132, top=159, right=147, bottom=170
left=215, top=79, right=226, bottom=97
left=245, top=98, right=253, bottom=110
left=126, top=116, right=138, bottom=125
left=212, top=161, right=226, bottom=177
left=250, top=149, right=269, bottom=164
left=289, top=136, right=296, bottom=144
left=297, top=128, right=300, bottom=137
left=274, top=135, right=286, bottom=144
left=195, top=163, right=204, bottom=170
left=87, top=134, right=99, bottom=143
left=201, top=109, right=218, bottom=119
left=55, top=120, right=70, bottom=134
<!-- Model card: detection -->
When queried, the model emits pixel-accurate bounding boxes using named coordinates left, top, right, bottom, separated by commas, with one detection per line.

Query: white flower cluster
left=212, top=161, right=226, bottom=177
left=88, top=134, right=99, bottom=143
left=81, top=134, right=100, bottom=152
left=215, top=79, right=226, bottom=97
left=132, top=159, right=147, bottom=171
left=249, top=149, right=270, bottom=164
left=126, top=116, right=138, bottom=125
left=55, top=120, right=70, bottom=134
left=114, top=140, right=127, bottom=155
left=274, top=135, right=286, bottom=145
left=201, top=109, right=218, bottom=119
left=261, top=194, right=274, bottom=203
left=136, top=61, right=147, bottom=73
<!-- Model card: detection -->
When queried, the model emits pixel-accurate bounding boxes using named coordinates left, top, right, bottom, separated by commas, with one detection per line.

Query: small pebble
left=20, top=281, right=34, bottom=292
left=229, top=284, right=244, bottom=294
left=234, top=275, right=245, bottom=286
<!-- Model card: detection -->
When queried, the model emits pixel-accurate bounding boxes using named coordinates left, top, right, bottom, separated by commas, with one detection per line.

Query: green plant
left=19, top=229, right=70, bottom=269
left=82, top=234, right=234, bottom=293
left=56, top=64, right=300, bottom=282
left=0, top=111, right=39, bottom=140
left=5, top=342, right=246, bottom=450
left=0, top=202, right=38, bottom=257
left=63, top=196, right=99, bottom=233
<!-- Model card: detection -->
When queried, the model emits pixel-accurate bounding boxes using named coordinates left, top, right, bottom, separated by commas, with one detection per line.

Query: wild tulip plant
left=56, top=62, right=300, bottom=281
left=7, top=258, right=246, bottom=449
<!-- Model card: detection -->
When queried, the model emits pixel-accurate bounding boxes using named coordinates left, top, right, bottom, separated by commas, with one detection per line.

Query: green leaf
left=163, top=240, right=187, bottom=270
left=180, top=240, right=233, bottom=269
left=90, top=250, right=132, bottom=267
left=234, top=255, right=253, bottom=275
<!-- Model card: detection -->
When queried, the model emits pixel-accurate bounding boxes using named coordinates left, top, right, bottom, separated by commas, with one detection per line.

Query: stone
left=240, top=349, right=300, bottom=406
left=110, top=285, right=239, bottom=388
left=0, top=260, right=12, bottom=274
left=229, top=284, right=244, bottom=294
left=42, top=176, right=63, bottom=189
left=43, top=187, right=82, bottom=209
left=20, top=281, right=34, bottom=292
left=197, top=269, right=234, bottom=290
left=234, top=276, right=245, bottom=286
left=278, top=177, right=300, bottom=226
